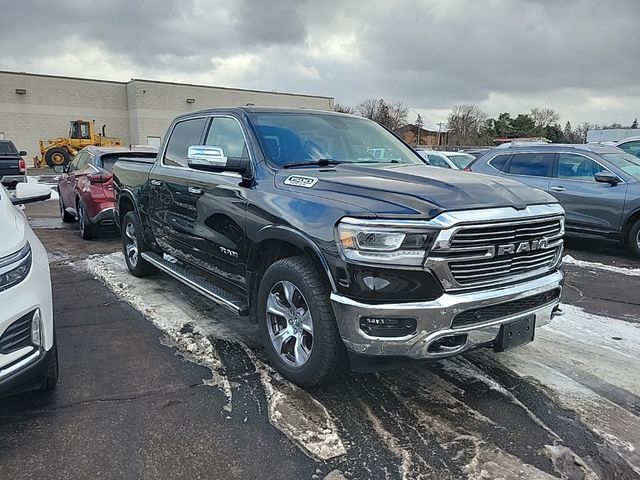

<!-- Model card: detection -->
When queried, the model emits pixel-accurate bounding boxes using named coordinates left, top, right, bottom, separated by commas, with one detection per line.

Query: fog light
left=359, top=316, right=417, bottom=338
left=31, top=309, right=42, bottom=346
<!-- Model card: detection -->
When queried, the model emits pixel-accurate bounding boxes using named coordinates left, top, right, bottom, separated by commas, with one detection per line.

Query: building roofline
left=0, top=70, right=334, bottom=101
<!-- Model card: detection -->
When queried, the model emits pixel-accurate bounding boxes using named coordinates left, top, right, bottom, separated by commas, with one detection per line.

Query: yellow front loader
left=38, top=120, right=123, bottom=168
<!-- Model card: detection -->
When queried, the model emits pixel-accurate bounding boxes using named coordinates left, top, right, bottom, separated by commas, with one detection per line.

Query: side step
left=140, top=252, right=249, bottom=316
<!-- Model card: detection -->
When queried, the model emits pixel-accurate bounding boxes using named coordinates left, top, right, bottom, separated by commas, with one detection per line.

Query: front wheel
left=122, top=211, right=157, bottom=277
left=629, top=219, right=640, bottom=257
left=59, top=195, right=74, bottom=223
left=257, top=255, right=347, bottom=387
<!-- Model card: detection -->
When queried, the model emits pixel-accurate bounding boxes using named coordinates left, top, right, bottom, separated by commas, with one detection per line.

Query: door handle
left=550, top=186, right=565, bottom=192
left=150, top=179, right=162, bottom=186
left=188, top=186, right=203, bottom=195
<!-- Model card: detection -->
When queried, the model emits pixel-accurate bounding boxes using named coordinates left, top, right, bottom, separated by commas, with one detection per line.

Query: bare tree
left=334, top=103, right=355, bottom=114
left=574, top=122, right=591, bottom=143
left=356, top=98, right=408, bottom=131
left=447, top=105, right=487, bottom=145
left=530, top=107, right=560, bottom=128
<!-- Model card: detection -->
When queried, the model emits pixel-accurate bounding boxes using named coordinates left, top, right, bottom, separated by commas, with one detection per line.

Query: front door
left=186, top=116, right=250, bottom=288
left=549, top=153, right=627, bottom=233
left=60, top=151, right=87, bottom=214
left=147, top=117, right=207, bottom=258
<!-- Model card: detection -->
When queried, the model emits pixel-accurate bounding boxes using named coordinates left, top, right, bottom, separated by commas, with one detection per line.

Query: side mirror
left=19, top=150, right=27, bottom=156
left=595, top=171, right=621, bottom=185
left=11, top=183, right=52, bottom=205
left=53, top=166, right=66, bottom=174
left=187, top=145, right=249, bottom=173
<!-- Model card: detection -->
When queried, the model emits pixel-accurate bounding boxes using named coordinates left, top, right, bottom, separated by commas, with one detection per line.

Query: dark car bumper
left=0, top=347, right=51, bottom=397
left=89, top=207, right=116, bottom=227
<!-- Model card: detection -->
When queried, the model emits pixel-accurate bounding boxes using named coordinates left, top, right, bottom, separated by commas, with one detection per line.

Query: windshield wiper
left=282, top=159, right=343, bottom=169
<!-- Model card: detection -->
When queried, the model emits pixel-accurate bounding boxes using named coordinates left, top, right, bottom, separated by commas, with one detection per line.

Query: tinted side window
left=205, top=117, right=248, bottom=159
left=507, top=153, right=554, bottom=177
left=488, top=154, right=510, bottom=172
left=164, top=118, right=207, bottom=167
left=619, top=140, right=640, bottom=159
left=558, top=154, right=604, bottom=181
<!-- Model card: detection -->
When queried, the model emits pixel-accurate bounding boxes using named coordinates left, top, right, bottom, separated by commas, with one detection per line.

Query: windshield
left=250, top=113, right=425, bottom=167
left=0, top=141, right=18, bottom=155
left=444, top=153, right=475, bottom=169
left=602, top=153, right=640, bottom=179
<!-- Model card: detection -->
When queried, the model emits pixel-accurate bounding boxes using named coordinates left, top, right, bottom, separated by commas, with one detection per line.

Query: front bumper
left=0, top=347, right=50, bottom=397
left=330, top=269, right=563, bottom=359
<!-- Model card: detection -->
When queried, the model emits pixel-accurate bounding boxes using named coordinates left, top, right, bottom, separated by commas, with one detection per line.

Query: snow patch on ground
left=81, top=252, right=346, bottom=461
left=498, top=305, right=640, bottom=473
left=563, top=254, right=640, bottom=277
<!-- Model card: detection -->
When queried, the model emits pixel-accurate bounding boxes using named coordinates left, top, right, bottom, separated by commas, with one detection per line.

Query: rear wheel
left=122, top=211, right=157, bottom=277
left=629, top=219, right=640, bottom=257
left=257, top=255, right=347, bottom=387
left=59, top=195, right=74, bottom=223
left=77, top=200, right=94, bottom=240
left=44, top=148, right=70, bottom=168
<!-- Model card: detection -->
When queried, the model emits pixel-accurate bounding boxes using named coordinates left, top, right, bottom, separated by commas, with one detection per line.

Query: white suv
left=0, top=183, right=58, bottom=397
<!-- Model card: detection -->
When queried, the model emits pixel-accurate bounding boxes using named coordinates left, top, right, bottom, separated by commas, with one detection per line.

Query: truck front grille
left=427, top=215, right=564, bottom=290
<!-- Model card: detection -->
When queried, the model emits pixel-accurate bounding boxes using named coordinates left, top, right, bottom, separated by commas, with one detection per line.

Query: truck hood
left=0, top=188, right=27, bottom=258
left=276, top=164, right=557, bottom=218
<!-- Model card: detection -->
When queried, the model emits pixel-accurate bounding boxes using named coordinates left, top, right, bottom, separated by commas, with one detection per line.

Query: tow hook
left=551, top=305, right=564, bottom=318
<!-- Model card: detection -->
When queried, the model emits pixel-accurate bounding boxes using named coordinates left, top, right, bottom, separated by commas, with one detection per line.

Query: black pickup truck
left=0, top=140, right=27, bottom=189
left=113, top=107, right=565, bottom=386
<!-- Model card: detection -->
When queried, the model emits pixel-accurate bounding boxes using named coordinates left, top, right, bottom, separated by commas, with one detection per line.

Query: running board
left=140, top=252, right=249, bottom=316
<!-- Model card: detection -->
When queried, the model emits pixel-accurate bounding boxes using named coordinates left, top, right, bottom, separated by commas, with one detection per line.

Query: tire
left=257, top=255, right=347, bottom=387
left=629, top=219, right=640, bottom=257
left=44, top=148, right=70, bottom=168
left=122, top=211, right=157, bottom=277
left=40, top=342, right=59, bottom=392
left=77, top=200, right=94, bottom=240
left=59, top=195, right=74, bottom=223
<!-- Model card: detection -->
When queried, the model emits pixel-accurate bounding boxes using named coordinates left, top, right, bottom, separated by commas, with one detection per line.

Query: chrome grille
left=427, top=215, right=564, bottom=290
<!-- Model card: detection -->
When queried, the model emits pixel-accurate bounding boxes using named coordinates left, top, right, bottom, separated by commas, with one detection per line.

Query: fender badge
left=284, top=175, right=318, bottom=188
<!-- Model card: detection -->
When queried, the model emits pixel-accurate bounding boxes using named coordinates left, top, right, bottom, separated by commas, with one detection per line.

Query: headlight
left=337, top=218, right=437, bottom=266
left=0, top=243, right=32, bottom=292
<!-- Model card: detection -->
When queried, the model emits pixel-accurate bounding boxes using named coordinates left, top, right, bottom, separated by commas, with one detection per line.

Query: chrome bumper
left=330, top=270, right=563, bottom=359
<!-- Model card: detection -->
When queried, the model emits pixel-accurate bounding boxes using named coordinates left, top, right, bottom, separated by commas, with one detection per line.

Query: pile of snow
left=563, top=254, right=640, bottom=277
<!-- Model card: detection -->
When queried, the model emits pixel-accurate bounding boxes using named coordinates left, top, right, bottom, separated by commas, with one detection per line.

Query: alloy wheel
left=266, top=280, right=314, bottom=368
left=78, top=204, right=85, bottom=235
left=125, top=221, right=139, bottom=268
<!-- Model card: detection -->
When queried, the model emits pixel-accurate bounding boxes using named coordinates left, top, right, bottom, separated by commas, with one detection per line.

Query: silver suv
left=470, top=144, right=640, bottom=256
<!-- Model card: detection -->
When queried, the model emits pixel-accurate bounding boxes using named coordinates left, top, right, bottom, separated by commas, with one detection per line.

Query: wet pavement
left=1, top=188, right=639, bottom=479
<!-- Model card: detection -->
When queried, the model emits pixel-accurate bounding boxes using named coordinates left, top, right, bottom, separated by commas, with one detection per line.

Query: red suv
left=56, top=146, right=157, bottom=239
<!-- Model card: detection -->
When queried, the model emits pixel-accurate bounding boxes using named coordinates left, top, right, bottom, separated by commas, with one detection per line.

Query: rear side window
left=427, top=154, right=450, bottom=168
left=164, top=118, right=207, bottom=167
left=507, top=153, right=554, bottom=177
left=488, top=154, right=511, bottom=172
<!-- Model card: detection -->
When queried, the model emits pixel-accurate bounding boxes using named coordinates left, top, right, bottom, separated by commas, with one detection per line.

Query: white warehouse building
left=0, top=70, right=334, bottom=164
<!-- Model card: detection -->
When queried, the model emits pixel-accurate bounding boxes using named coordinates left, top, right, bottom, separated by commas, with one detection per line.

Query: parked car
left=416, top=150, right=476, bottom=170
left=469, top=144, right=640, bottom=256
left=0, top=140, right=27, bottom=190
left=55, top=146, right=158, bottom=239
left=113, top=107, right=564, bottom=387
left=616, top=136, right=640, bottom=159
left=0, top=182, right=58, bottom=397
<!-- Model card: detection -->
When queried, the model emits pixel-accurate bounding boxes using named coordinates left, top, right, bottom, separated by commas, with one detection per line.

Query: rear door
left=148, top=116, right=207, bottom=257
left=186, top=115, right=251, bottom=288
left=549, top=153, right=627, bottom=232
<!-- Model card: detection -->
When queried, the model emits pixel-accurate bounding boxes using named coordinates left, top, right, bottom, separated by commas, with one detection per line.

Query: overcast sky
left=1, top=0, right=639, bottom=129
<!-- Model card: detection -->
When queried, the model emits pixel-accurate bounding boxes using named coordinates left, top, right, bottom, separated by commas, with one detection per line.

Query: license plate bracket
left=494, top=315, right=536, bottom=352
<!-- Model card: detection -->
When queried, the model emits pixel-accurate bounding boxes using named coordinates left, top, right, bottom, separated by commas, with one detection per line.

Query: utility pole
left=436, top=122, right=445, bottom=146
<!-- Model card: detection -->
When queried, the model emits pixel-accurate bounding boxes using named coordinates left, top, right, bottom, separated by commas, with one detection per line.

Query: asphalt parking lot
left=1, top=186, right=639, bottom=479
